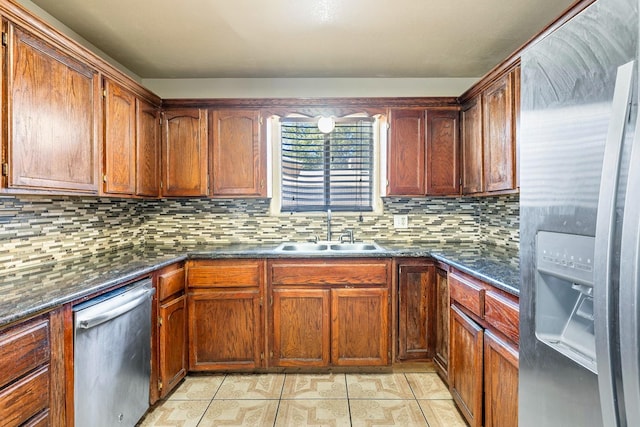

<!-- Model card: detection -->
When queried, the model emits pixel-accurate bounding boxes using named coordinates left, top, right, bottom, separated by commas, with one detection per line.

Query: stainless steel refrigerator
left=519, top=0, right=640, bottom=425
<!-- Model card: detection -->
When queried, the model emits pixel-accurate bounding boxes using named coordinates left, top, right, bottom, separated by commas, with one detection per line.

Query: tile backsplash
left=0, top=193, right=519, bottom=271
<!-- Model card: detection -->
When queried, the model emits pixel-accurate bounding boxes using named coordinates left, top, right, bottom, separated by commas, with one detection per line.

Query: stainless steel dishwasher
left=73, top=278, right=155, bottom=427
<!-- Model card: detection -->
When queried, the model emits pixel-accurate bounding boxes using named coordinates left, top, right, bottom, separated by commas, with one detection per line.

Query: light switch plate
left=393, top=215, right=408, bottom=229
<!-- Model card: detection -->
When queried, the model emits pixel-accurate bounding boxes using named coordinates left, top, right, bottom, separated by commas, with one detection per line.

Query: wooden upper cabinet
left=103, top=78, right=136, bottom=195
left=387, top=109, right=426, bottom=196
left=161, top=108, right=208, bottom=197
left=4, top=23, right=100, bottom=194
left=461, top=97, right=483, bottom=195
left=426, top=109, right=460, bottom=195
left=211, top=109, right=264, bottom=197
left=483, top=71, right=516, bottom=192
left=136, top=99, right=160, bottom=197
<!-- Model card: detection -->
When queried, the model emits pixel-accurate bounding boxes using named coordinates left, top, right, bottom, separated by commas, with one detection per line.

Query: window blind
left=281, top=118, right=374, bottom=212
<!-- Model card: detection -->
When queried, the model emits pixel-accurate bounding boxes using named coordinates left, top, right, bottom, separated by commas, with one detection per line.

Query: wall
left=0, top=196, right=145, bottom=272
left=143, top=77, right=480, bottom=99
left=0, top=193, right=518, bottom=273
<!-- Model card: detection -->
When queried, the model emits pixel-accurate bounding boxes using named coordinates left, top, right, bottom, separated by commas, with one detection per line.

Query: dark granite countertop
left=0, top=242, right=519, bottom=328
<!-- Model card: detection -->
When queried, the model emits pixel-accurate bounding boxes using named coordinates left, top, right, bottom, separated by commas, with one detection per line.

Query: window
left=280, top=117, right=374, bottom=212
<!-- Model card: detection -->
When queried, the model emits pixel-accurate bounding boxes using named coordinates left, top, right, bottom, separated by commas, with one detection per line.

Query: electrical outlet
left=393, top=215, right=408, bottom=229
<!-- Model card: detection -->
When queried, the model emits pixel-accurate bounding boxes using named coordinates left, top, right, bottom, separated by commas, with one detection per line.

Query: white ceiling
left=28, top=0, right=576, bottom=79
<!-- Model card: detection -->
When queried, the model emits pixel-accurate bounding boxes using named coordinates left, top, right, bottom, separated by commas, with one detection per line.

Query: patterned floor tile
left=275, top=399, right=350, bottom=427
left=418, top=399, right=468, bottom=427
left=346, top=373, right=415, bottom=399
left=168, top=375, right=225, bottom=401
left=198, top=400, right=278, bottom=427
left=281, top=374, right=348, bottom=399
left=349, top=400, right=429, bottom=427
left=215, top=374, right=285, bottom=399
left=405, top=373, right=451, bottom=400
left=138, top=400, right=209, bottom=426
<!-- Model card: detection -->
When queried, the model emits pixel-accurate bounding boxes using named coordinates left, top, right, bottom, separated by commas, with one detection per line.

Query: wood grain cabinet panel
left=0, top=311, right=64, bottom=427
left=331, top=288, right=389, bottom=366
left=188, top=289, right=263, bottom=370
left=136, top=99, right=160, bottom=197
left=158, top=295, right=187, bottom=397
left=0, top=366, right=50, bottom=427
left=461, top=97, right=483, bottom=195
left=5, top=23, right=100, bottom=194
left=211, top=109, right=265, bottom=197
left=483, top=72, right=516, bottom=192
left=271, top=288, right=330, bottom=367
left=397, top=262, right=435, bottom=361
left=387, top=109, right=426, bottom=196
left=103, top=78, right=136, bottom=195
left=426, top=109, right=460, bottom=195
left=434, top=267, right=450, bottom=380
left=449, top=304, right=484, bottom=427
left=484, top=330, right=519, bottom=427
left=161, top=108, right=208, bottom=197
left=449, top=272, right=485, bottom=318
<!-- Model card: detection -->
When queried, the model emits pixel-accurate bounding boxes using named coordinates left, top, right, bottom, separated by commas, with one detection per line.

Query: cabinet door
left=6, top=24, right=99, bottom=193
left=188, top=289, right=262, bottom=370
left=136, top=99, right=160, bottom=197
left=449, top=304, right=483, bottom=427
left=387, top=109, right=426, bottom=196
left=461, top=97, right=483, bottom=195
left=484, top=331, right=518, bottom=427
left=103, top=79, right=136, bottom=195
left=398, top=263, right=435, bottom=360
left=434, top=267, right=449, bottom=380
left=271, top=288, right=330, bottom=367
left=158, top=295, right=187, bottom=398
left=483, top=72, right=515, bottom=192
left=161, top=109, right=208, bottom=197
left=426, top=110, right=460, bottom=195
left=211, top=109, right=265, bottom=196
left=331, top=288, right=389, bottom=366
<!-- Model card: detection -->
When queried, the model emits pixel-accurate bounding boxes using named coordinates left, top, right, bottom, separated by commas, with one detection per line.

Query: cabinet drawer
left=484, top=291, right=519, bottom=344
left=0, top=317, right=50, bottom=389
left=0, top=365, right=50, bottom=427
left=270, top=260, right=390, bottom=286
left=23, top=409, right=49, bottom=427
left=449, top=272, right=485, bottom=318
left=158, top=267, right=185, bottom=301
left=188, top=260, right=264, bottom=288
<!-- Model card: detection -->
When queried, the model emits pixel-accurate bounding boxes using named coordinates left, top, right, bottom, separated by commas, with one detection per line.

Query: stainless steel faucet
left=339, top=229, right=354, bottom=244
left=326, top=209, right=332, bottom=241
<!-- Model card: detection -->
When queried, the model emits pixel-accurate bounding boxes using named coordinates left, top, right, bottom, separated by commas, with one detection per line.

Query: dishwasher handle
left=77, top=286, right=156, bottom=330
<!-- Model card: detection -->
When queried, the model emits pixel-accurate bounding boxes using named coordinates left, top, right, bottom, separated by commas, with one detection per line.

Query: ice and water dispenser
left=535, top=231, right=597, bottom=373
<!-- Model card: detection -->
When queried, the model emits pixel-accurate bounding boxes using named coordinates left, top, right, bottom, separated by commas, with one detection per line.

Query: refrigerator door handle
left=619, top=101, right=640, bottom=426
left=594, top=60, right=635, bottom=427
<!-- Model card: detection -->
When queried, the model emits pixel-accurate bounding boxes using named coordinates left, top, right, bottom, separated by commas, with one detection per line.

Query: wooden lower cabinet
left=331, top=288, right=389, bottom=366
left=158, top=295, right=187, bottom=397
left=0, top=310, right=65, bottom=427
left=271, top=289, right=330, bottom=367
left=434, top=266, right=449, bottom=379
left=269, top=258, right=391, bottom=368
left=154, top=263, right=187, bottom=400
left=397, top=261, right=435, bottom=360
left=189, top=289, right=263, bottom=370
left=449, top=304, right=484, bottom=427
left=484, top=331, right=519, bottom=427
left=448, top=268, right=520, bottom=427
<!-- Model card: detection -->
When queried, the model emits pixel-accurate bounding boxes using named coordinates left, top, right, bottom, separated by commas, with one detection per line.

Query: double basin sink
left=274, top=241, right=386, bottom=254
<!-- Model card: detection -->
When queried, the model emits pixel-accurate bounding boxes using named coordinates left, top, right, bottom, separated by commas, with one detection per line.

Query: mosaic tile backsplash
left=0, top=194, right=519, bottom=272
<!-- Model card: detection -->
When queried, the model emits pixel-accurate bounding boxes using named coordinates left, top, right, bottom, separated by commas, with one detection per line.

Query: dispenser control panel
left=536, top=231, right=595, bottom=286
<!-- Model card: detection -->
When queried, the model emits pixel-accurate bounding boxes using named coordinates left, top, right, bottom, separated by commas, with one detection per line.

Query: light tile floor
left=139, top=370, right=468, bottom=427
